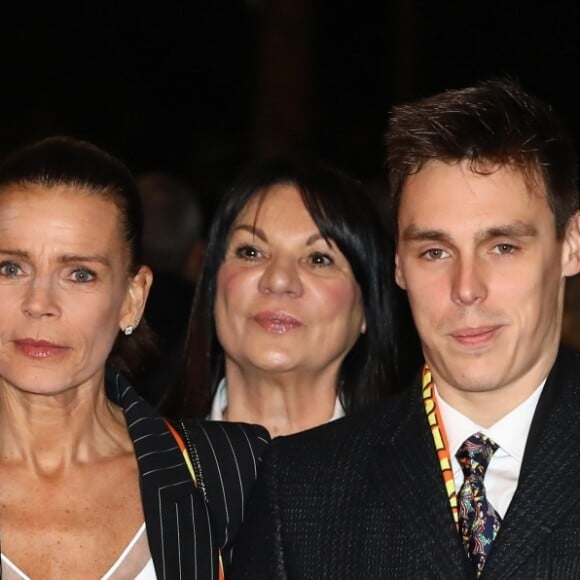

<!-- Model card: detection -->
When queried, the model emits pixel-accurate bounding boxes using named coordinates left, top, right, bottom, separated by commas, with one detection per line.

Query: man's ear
left=120, top=265, right=154, bottom=331
left=395, top=251, right=407, bottom=290
left=562, top=211, right=580, bottom=278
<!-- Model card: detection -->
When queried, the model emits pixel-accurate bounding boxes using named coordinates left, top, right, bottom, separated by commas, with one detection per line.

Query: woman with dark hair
left=0, top=137, right=268, bottom=579
left=179, top=159, right=398, bottom=436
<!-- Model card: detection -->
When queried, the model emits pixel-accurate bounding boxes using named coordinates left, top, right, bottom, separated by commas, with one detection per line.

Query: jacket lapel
left=107, top=369, right=219, bottom=580
left=482, top=348, right=580, bottom=578
left=368, top=385, right=474, bottom=579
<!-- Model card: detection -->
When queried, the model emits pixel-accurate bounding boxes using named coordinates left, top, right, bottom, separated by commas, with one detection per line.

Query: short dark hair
left=0, top=136, right=155, bottom=376
left=176, top=158, right=398, bottom=418
left=386, top=78, right=579, bottom=239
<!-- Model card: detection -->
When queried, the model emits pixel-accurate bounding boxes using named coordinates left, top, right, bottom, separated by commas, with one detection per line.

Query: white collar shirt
left=436, top=380, right=545, bottom=518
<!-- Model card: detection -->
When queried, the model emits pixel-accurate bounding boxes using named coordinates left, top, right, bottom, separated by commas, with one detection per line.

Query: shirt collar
left=209, top=378, right=229, bottom=421
left=208, top=378, right=346, bottom=422
left=436, top=379, right=546, bottom=462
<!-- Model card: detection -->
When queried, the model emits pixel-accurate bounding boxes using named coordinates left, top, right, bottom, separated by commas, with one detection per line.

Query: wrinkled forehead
left=0, top=182, right=127, bottom=243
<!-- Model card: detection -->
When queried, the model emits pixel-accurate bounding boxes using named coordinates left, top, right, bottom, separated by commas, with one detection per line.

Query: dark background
left=1, top=1, right=578, bottom=217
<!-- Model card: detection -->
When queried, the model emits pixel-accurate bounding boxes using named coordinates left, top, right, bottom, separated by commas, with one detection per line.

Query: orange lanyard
left=165, top=420, right=225, bottom=580
left=421, top=365, right=459, bottom=530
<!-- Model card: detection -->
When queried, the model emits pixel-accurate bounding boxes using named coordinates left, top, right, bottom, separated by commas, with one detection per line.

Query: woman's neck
left=223, top=368, right=341, bottom=437
left=0, top=379, right=130, bottom=474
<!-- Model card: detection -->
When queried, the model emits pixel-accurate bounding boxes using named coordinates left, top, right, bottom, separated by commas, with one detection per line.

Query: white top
left=209, top=378, right=346, bottom=422
left=436, top=381, right=545, bottom=518
left=1, top=523, right=156, bottom=579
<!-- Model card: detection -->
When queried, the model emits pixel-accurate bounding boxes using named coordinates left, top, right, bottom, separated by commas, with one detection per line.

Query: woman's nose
left=257, top=256, right=304, bottom=297
left=21, top=277, right=61, bottom=318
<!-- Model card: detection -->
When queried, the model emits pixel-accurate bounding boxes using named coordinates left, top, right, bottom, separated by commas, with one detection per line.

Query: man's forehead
left=396, top=161, right=556, bottom=240
left=404, top=158, right=543, bottom=187
left=398, top=160, right=548, bottom=212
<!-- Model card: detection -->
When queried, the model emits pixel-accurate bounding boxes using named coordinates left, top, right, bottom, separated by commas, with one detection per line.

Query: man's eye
left=493, top=244, right=516, bottom=255
left=423, top=248, right=448, bottom=260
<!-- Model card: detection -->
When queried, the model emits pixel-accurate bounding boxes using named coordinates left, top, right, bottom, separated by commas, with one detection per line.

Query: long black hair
left=176, top=158, right=399, bottom=418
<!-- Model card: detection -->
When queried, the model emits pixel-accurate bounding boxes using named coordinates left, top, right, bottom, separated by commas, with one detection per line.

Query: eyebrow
left=232, top=224, right=326, bottom=246
left=0, top=249, right=111, bottom=266
left=59, top=254, right=112, bottom=267
left=0, top=249, right=29, bottom=259
left=401, top=221, right=539, bottom=243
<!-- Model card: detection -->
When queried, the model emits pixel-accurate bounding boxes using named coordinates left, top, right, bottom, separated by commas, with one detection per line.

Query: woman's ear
left=120, top=266, right=153, bottom=331
left=562, top=212, right=580, bottom=278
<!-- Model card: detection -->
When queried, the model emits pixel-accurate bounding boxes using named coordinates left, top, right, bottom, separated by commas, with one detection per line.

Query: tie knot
left=456, top=432, right=499, bottom=477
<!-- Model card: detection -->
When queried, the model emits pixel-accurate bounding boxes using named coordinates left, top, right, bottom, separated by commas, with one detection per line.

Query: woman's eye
left=310, top=252, right=334, bottom=267
left=234, top=245, right=262, bottom=260
left=0, top=261, right=22, bottom=277
left=71, top=268, right=96, bottom=282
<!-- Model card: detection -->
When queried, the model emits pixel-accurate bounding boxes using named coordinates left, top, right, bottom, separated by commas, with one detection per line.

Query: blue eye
left=0, top=261, right=22, bottom=277
left=71, top=268, right=96, bottom=282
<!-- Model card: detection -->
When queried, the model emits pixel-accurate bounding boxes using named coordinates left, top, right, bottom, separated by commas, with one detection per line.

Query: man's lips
left=14, top=339, right=70, bottom=359
left=449, top=326, right=503, bottom=347
left=252, top=312, right=302, bottom=334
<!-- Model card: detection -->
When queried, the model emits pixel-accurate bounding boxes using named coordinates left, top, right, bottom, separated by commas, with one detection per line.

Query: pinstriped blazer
left=106, top=368, right=270, bottom=579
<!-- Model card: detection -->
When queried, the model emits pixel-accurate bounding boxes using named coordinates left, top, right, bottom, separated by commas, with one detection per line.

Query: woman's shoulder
left=179, top=419, right=270, bottom=460
left=177, top=420, right=270, bottom=558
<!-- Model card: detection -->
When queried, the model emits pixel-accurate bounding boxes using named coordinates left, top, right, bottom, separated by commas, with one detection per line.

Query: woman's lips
left=450, top=325, right=503, bottom=347
left=252, top=312, right=302, bottom=334
left=14, top=339, right=70, bottom=359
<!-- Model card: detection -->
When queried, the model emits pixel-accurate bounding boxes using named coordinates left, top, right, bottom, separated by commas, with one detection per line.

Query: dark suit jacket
left=106, top=368, right=270, bottom=579
left=230, top=347, right=580, bottom=579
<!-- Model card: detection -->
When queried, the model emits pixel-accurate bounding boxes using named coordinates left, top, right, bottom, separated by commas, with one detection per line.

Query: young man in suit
left=229, top=79, right=580, bottom=579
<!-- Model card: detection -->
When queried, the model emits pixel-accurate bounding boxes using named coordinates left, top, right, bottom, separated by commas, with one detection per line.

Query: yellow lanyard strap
left=421, top=366, right=459, bottom=529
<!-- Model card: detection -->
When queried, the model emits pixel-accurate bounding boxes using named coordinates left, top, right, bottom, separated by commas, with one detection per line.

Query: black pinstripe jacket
left=107, top=368, right=270, bottom=580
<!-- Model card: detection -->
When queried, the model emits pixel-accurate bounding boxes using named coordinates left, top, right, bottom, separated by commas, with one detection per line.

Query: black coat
left=230, top=347, right=580, bottom=579
left=107, top=368, right=269, bottom=579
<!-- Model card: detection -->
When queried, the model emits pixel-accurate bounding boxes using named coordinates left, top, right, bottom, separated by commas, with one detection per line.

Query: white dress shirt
left=436, top=381, right=545, bottom=518
left=209, top=378, right=345, bottom=422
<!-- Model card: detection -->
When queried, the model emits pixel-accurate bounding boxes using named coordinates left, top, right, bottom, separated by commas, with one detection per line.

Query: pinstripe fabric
left=106, top=368, right=269, bottom=580
left=183, top=421, right=270, bottom=566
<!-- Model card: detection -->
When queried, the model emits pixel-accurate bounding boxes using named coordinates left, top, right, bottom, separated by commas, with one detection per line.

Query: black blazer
left=106, top=368, right=270, bottom=579
left=230, top=347, right=580, bottom=579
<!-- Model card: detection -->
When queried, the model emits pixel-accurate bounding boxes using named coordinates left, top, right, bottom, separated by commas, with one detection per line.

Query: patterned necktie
left=456, top=432, right=501, bottom=576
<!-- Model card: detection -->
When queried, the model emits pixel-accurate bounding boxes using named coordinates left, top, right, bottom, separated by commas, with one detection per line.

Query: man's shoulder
left=270, top=387, right=417, bottom=459
left=547, top=345, right=580, bottom=401
left=556, top=345, right=580, bottom=373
